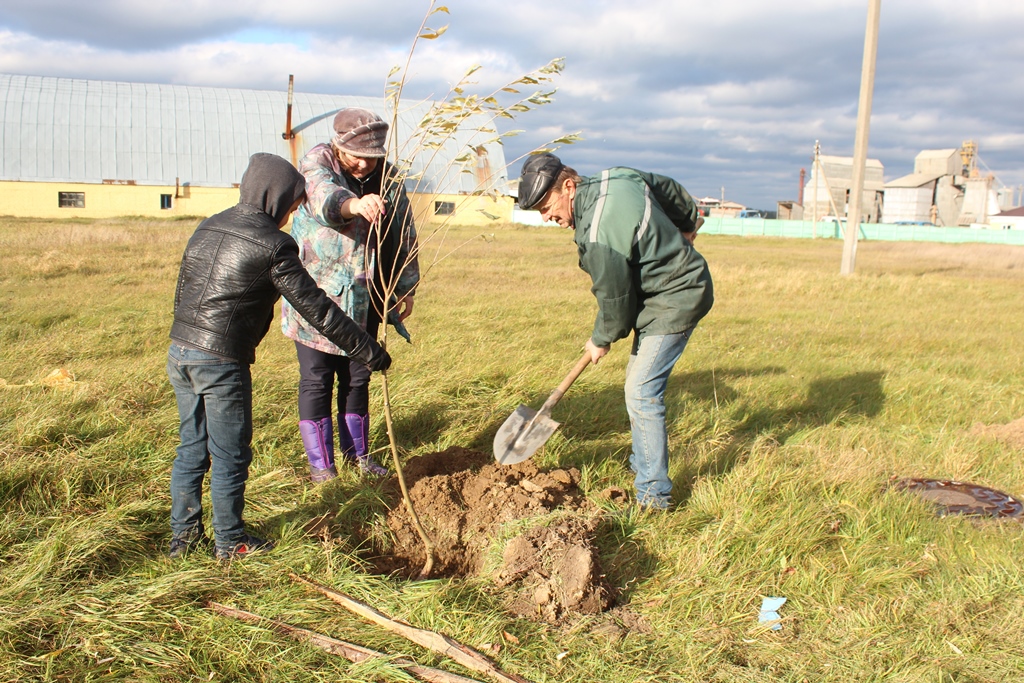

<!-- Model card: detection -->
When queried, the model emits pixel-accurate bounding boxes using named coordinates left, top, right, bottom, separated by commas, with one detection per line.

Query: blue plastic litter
left=758, top=596, right=787, bottom=630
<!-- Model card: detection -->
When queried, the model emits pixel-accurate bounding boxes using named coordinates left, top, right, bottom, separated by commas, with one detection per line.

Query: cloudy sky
left=2, top=0, right=1022, bottom=210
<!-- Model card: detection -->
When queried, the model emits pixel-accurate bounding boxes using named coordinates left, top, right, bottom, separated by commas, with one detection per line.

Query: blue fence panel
left=699, top=218, right=1024, bottom=246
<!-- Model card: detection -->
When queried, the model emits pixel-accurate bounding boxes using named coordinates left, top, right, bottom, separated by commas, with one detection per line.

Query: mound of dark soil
left=496, top=515, right=613, bottom=623
left=971, top=416, right=1024, bottom=450
left=368, top=446, right=616, bottom=623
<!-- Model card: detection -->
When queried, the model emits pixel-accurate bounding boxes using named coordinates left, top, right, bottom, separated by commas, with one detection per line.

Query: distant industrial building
left=782, top=141, right=1018, bottom=229
left=802, top=154, right=885, bottom=223
left=883, top=143, right=1010, bottom=226
left=0, top=73, right=513, bottom=224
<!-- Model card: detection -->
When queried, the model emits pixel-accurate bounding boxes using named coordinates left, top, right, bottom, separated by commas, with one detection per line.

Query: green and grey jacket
left=573, top=168, right=713, bottom=347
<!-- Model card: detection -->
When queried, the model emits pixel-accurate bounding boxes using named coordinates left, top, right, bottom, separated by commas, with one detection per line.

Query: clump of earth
left=365, top=446, right=616, bottom=622
left=971, top=416, right=1024, bottom=450
left=496, top=514, right=613, bottom=622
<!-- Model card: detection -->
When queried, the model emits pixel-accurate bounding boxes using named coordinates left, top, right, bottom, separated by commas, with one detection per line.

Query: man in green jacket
left=518, top=153, right=713, bottom=510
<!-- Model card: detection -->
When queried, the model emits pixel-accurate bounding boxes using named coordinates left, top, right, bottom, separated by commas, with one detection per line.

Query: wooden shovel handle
left=538, top=351, right=592, bottom=414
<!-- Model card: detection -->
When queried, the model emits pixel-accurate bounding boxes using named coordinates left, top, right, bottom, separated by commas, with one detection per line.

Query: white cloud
left=0, top=0, right=1022, bottom=208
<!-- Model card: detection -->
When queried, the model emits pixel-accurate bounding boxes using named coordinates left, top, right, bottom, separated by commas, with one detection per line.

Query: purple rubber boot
left=299, top=417, right=337, bottom=483
left=340, top=413, right=388, bottom=476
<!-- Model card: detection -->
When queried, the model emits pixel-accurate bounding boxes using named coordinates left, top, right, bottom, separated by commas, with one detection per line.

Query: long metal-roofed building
left=0, top=73, right=513, bottom=223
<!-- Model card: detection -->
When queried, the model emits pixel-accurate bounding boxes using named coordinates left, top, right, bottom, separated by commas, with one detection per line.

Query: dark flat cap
left=518, top=153, right=564, bottom=210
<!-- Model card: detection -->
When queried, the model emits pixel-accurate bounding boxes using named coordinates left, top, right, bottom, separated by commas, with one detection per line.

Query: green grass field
left=1, top=216, right=1023, bottom=682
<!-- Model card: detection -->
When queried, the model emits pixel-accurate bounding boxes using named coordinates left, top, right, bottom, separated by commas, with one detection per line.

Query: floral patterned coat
left=281, top=143, right=419, bottom=355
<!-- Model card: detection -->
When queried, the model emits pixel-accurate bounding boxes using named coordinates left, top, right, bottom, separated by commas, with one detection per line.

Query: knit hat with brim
left=518, top=153, right=564, bottom=210
left=332, top=108, right=388, bottom=158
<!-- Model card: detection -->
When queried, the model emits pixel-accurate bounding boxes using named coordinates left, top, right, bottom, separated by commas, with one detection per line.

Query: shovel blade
left=493, top=404, right=561, bottom=465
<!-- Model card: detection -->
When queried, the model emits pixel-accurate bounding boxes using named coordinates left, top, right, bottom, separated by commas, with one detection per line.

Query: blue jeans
left=624, top=329, right=693, bottom=509
left=166, top=343, right=253, bottom=550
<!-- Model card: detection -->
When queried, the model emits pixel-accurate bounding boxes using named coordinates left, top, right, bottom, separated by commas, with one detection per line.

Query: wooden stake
left=208, top=602, right=484, bottom=683
left=290, top=574, right=534, bottom=683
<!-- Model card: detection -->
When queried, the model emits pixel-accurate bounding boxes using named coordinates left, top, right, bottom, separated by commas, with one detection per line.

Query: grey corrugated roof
left=0, top=73, right=509, bottom=194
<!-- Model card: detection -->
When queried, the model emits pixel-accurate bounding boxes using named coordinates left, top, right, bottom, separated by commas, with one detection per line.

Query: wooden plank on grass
left=290, top=573, right=534, bottom=683
left=208, top=602, right=484, bottom=683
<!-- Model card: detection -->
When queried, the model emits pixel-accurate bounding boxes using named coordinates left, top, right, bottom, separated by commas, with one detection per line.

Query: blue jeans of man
left=166, top=343, right=253, bottom=550
left=625, top=329, right=693, bottom=509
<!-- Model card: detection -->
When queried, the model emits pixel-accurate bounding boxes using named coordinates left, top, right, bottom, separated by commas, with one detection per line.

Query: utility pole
left=841, top=0, right=882, bottom=276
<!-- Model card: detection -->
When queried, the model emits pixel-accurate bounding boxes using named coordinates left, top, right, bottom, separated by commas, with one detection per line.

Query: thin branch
left=208, top=602, right=484, bottom=683
left=289, top=575, right=535, bottom=683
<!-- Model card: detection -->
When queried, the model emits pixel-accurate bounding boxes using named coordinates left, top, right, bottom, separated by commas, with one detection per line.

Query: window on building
left=160, top=194, right=173, bottom=210
left=58, top=192, right=85, bottom=208
left=434, top=201, right=455, bottom=216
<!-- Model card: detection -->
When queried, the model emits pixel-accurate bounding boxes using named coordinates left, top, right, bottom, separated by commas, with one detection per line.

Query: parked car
left=737, top=209, right=763, bottom=218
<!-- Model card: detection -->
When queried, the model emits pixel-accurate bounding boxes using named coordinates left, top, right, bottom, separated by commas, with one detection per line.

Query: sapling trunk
left=379, top=326, right=436, bottom=579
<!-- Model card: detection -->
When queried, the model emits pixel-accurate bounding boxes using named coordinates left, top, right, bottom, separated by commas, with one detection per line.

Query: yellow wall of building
left=409, top=193, right=514, bottom=227
left=1, top=181, right=514, bottom=226
left=0, top=181, right=238, bottom=219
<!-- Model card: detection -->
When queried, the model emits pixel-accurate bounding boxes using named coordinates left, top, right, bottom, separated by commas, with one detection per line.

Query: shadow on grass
left=553, top=367, right=886, bottom=505
left=261, top=476, right=393, bottom=572
left=387, top=365, right=885, bottom=490
left=668, top=365, right=787, bottom=406
left=734, top=370, right=887, bottom=439
left=551, top=365, right=787, bottom=463
left=672, top=370, right=887, bottom=506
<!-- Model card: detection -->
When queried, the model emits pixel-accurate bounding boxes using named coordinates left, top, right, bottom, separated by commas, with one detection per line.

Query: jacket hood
left=239, top=153, right=306, bottom=225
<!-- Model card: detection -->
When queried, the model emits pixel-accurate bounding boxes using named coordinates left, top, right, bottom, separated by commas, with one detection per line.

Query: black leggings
left=295, top=342, right=372, bottom=419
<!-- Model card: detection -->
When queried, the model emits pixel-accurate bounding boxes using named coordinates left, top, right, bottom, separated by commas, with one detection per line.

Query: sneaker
left=309, top=464, right=338, bottom=484
left=168, top=529, right=211, bottom=559
left=214, top=534, right=275, bottom=562
left=637, top=496, right=673, bottom=512
left=355, top=454, right=388, bottom=477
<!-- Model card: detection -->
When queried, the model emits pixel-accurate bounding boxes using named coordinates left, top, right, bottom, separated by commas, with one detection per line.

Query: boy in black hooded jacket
left=166, top=152, right=391, bottom=561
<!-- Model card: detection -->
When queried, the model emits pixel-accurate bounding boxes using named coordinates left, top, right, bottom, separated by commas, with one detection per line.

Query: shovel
left=493, top=351, right=592, bottom=465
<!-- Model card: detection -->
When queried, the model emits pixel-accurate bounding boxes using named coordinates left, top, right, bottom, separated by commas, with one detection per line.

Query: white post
left=812, top=141, right=820, bottom=238
left=841, top=0, right=882, bottom=276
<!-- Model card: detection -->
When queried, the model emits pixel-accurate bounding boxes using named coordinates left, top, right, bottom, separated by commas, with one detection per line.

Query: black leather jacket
left=170, top=203, right=385, bottom=367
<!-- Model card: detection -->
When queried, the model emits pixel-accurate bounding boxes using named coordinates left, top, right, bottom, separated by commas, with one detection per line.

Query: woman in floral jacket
left=282, top=108, right=419, bottom=482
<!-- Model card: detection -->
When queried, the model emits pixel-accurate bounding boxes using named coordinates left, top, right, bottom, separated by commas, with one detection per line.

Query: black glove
left=365, top=345, right=393, bottom=372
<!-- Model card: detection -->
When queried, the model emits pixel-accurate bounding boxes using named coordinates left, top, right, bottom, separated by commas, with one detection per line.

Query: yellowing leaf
left=419, top=24, right=449, bottom=40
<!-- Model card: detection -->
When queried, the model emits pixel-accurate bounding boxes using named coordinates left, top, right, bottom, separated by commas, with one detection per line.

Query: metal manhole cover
left=893, top=478, right=1024, bottom=518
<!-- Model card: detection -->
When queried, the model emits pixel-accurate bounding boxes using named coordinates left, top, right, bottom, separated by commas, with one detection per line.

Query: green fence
left=700, top=218, right=1024, bottom=246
